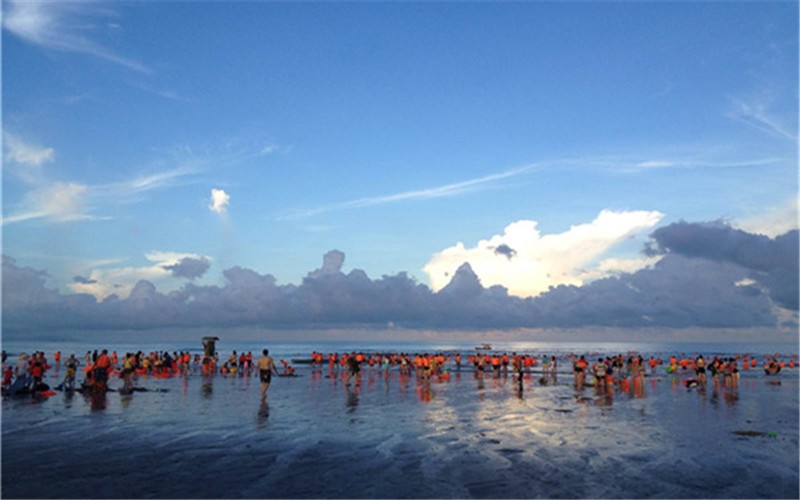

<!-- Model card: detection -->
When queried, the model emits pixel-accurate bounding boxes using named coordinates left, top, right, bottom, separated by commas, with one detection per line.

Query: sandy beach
left=2, top=349, right=799, bottom=499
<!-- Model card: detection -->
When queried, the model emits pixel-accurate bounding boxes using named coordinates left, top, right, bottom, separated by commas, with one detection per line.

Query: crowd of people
left=304, top=350, right=794, bottom=391
left=0, top=347, right=293, bottom=397
left=1, top=347, right=795, bottom=399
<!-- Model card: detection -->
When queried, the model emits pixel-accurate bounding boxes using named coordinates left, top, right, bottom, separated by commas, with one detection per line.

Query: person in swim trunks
left=63, top=354, right=80, bottom=390
left=257, top=349, right=279, bottom=399
left=695, top=355, right=707, bottom=383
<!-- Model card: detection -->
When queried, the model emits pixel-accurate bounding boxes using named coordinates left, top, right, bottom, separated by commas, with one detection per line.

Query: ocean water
left=3, top=338, right=798, bottom=362
left=2, top=338, right=798, bottom=499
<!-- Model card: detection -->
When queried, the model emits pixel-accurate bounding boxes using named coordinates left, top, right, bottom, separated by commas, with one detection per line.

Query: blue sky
left=2, top=1, right=798, bottom=335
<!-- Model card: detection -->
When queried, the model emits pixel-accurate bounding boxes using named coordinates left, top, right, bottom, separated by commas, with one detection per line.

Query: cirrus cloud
left=2, top=182, right=98, bottom=225
left=3, top=131, right=55, bottom=167
left=2, top=0, right=151, bottom=73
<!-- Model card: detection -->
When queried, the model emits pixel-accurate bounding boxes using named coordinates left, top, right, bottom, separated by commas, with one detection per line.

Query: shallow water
left=2, top=342, right=799, bottom=499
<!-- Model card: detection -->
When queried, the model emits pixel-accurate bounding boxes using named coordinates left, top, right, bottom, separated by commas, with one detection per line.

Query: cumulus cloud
left=162, top=256, right=211, bottom=280
left=424, top=209, right=664, bottom=297
left=573, top=256, right=663, bottom=283
left=209, top=188, right=230, bottom=213
left=308, top=250, right=345, bottom=279
left=534, top=253, right=778, bottom=328
left=68, top=251, right=209, bottom=300
left=646, top=221, right=799, bottom=311
left=4, top=222, right=795, bottom=334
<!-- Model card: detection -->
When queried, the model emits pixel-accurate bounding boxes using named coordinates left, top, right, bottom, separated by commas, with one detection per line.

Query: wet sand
left=3, top=365, right=798, bottom=499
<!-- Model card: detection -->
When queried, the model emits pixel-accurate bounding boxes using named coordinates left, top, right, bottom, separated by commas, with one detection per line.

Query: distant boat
left=476, top=344, right=492, bottom=351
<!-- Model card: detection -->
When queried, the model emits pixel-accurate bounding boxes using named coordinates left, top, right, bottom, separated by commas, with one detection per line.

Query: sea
left=2, top=338, right=799, bottom=499
left=3, top=338, right=798, bottom=363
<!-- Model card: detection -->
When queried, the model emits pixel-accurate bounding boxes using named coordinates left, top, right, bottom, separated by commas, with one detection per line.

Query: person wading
left=257, top=349, right=279, bottom=399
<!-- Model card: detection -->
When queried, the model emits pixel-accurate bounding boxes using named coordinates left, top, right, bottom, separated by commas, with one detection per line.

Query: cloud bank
left=3, top=221, right=797, bottom=335
left=645, top=221, right=799, bottom=312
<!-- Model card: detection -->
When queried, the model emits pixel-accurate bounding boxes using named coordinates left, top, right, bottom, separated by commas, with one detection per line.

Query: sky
left=2, top=1, right=798, bottom=339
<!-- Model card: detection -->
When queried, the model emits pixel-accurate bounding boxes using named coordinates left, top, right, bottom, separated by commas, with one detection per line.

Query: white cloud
left=4, top=139, right=264, bottom=226
left=282, top=152, right=786, bottom=220
left=2, top=182, right=98, bottom=225
left=2, top=0, right=150, bottom=73
left=283, top=164, right=538, bottom=219
left=622, top=157, right=782, bottom=173
left=423, top=209, right=664, bottom=297
left=636, top=160, right=674, bottom=169
left=3, top=164, right=202, bottom=226
left=734, top=197, right=799, bottom=238
left=735, top=278, right=758, bottom=288
left=105, top=166, right=199, bottom=196
left=260, top=144, right=279, bottom=155
left=575, top=256, right=663, bottom=283
left=729, top=96, right=797, bottom=142
left=69, top=251, right=206, bottom=300
left=209, top=188, right=230, bottom=213
left=3, top=132, right=55, bottom=166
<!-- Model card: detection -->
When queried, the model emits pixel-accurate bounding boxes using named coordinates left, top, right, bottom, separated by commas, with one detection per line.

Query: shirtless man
left=257, top=349, right=279, bottom=398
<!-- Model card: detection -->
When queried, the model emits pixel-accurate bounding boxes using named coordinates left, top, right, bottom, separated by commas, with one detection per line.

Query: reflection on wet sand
left=202, top=376, right=213, bottom=398
left=416, top=379, right=433, bottom=403
left=257, top=398, right=270, bottom=428
left=120, top=391, right=133, bottom=410
left=2, top=362, right=798, bottom=500
left=88, top=390, right=107, bottom=411
left=346, top=384, right=359, bottom=412
left=514, top=377, right=524, bottom=400
left=593, top=383, right=613, bottom=407
left=2, top=347, right=798, bottom=500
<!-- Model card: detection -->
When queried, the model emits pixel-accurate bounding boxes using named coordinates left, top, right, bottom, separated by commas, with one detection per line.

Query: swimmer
left=257, top=349, right=279, bottom=398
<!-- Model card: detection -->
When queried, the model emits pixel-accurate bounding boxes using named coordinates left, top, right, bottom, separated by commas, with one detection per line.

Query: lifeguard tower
left=202, top=336, right=219, bottom=359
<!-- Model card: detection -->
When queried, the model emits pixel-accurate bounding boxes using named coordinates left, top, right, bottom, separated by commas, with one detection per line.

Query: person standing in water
left=257, top=349, right=279, bottom=399
left=346, top=354, right=361, bottom=386
left=62, top=354, right=80, bottom=390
